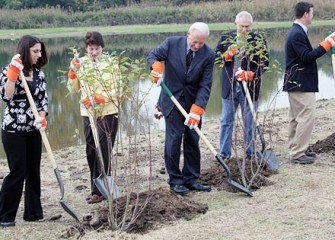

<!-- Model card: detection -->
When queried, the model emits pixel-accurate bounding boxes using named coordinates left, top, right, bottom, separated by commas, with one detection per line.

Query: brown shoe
left=291, top=154, right=315, bottom=164
left=86, top=194, right=104, bottom=204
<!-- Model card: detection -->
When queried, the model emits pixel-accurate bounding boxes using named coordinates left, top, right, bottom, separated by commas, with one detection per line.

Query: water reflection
left=0, top=26, right=334, bottom=158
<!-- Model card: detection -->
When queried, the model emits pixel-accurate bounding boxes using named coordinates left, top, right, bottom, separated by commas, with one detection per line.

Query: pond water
left=0, top=26, right=334, bottom=158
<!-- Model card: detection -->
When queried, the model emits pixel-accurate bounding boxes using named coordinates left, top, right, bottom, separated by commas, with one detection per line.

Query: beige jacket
left=67, top=55, right=121, bottom=117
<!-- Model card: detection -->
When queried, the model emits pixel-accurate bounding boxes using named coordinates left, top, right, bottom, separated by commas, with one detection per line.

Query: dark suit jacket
left=284, top=23, right=327, bottom=92
left=214, top=30, right=269, bottom=101
left=147, top=36, right=215, bottom=117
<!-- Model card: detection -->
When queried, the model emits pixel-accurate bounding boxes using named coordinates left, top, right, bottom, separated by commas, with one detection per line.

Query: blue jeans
left=219, top=83, right=258, bottom=158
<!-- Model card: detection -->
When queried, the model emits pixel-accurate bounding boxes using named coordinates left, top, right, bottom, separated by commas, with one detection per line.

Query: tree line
left=0, top=0, right=226, bottom=11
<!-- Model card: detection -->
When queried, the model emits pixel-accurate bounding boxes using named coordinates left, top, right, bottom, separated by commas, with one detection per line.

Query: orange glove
left=33, top=116, right=47, bottom=131
left=235, top=68, right=254, bottom=81
left=320, top=33, right=335, bottom=52
left=68, top=58, right=81, bottom=80
left=149, top=61, right=164, bottom=86
left=184, top=104, right=205, bottom=129
left=5, top=54, right=23, bottom=82
left=82, top=93, right=106, bottom=109
left=224, top=48, right=238, bottom=61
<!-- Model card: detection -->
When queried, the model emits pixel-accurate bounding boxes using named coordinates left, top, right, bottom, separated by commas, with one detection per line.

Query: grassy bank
left=0, top=0, right=334, bottom=30
left=1, top=20, right=335, bottom=40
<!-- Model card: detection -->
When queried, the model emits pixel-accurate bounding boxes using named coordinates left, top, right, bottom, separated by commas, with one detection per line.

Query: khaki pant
left=288, top=92, right=315, bottom=160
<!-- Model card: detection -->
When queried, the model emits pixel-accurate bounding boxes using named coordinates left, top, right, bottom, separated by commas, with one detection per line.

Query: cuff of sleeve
left=190, top=104, right=205, bottom=116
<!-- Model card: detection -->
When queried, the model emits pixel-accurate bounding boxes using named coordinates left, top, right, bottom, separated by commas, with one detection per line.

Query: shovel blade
left=216, top=154, right=253, bottom=197
left=93, top=175, right=121, bottom=200
left=257, top=149, right=280, bottom=171
left=228, top=179, right=253, bottom=197
left=59, top=200, right=80, bottom=222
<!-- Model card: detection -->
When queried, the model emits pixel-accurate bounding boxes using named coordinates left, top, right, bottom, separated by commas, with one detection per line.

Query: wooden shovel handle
left=19, top=72, right=57, bottom=169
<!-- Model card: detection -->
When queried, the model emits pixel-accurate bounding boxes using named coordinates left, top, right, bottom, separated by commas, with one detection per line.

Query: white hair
left=235, top=11, right=253, bottom=23
left=188, top=22, right=210, bottom=36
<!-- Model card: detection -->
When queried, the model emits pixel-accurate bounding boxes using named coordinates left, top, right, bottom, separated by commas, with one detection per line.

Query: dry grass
left=1, top=98, right=335, bottom=239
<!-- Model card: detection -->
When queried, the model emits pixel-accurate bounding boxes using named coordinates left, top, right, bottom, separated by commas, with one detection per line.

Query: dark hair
left=85, top=31, right=104, bottom=48
left=16, top=35, right=48, bottom=77
left=295, top=2, right=314, bottom=19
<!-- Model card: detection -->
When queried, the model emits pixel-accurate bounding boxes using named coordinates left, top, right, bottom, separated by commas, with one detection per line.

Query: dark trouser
left=164, top=101, right=201, bottom=186
left=0, top=130, right=43, bottom=222
left=83, top=114, right=118, bottom=196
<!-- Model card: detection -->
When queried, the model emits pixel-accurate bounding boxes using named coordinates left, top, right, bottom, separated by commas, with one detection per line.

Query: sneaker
left=291, top=154, right=315, bottom=164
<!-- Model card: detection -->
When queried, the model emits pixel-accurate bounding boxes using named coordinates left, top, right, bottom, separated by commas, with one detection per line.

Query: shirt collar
left=294, top=20, right=308, bottom=34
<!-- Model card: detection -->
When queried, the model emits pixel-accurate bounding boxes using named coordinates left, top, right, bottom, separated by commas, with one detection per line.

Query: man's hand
left=184, top=104, right=205, bottom=129
left=5, top=54, right=23, bottom=82
left=235, top=68, right=254, bottom=81
left=320, top=32, right=335, bottom=51
left=34, top=116, right=47, bottom=131
left=149, top=61, right=164, bottom=86
left=82, top=93, right=106, bottom=109
left=224, top=48, right=238, bottom=61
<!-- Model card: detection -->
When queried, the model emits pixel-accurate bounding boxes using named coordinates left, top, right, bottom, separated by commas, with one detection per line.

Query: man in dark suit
left=284, top=2, right=335, bottom=164
left=147, top=22, right=215, bottom=196
left=214, top=11, right=269, bottom=160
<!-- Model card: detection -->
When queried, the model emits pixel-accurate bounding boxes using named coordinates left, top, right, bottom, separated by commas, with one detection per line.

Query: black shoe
left=170, top=184, right=190, bottom=196
left=305, top=150, right=317, bottom=158
left=0, top=221, right=15, bottom=228
left=185, top=182, right=211, bottom=192
left=291, top=154, right=315, bottom=164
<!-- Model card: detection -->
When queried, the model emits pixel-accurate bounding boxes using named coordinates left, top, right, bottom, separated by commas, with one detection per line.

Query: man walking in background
left=215, top=11, right=269, bottom=160
left=147, top=22, right=215, bottom=196
left=284, top=1, right=335, bottom=164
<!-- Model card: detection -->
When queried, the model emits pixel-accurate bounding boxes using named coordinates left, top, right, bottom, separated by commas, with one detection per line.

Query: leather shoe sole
left=0, top=221, right=15, bottom=228
left=170, top=184, right=190, bottom=196
left=291, top=154, right=315, bottom=164
left=185, top=182, right=211, bottom=192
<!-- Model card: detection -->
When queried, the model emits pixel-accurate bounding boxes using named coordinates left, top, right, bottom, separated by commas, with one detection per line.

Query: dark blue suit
left=284, top=23, right=327, bottom=92
left=147, top=36, right=215, bottom=185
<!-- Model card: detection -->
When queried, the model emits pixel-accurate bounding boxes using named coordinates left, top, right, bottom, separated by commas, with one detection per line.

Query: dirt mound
left=310, top=132, right=335, bottom=153
left=200, top=158, right=275, bottom=190
left=63, top=157, right=276, bottom=238
left=66, top=188, right=208, bottom=237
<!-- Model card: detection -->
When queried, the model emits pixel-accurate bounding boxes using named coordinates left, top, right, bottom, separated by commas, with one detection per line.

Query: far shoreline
left=1, top=20, right=335, bottom=40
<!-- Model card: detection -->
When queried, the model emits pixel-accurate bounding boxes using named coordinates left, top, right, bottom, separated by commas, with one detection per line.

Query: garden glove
left=224, top=47, right=239, bottom=61
left=68, top=56, right=81, bottom=80
left=184, top=104, right=205, bottom=129
left=235, top=68, right=254, bottom=81
left=82, top=93, right=106, bottom=109
left=34, top=116, right=47, bottom=131
left=6, top=54, right=23, bottom=82
left=149, top=61, right=164, bottom=86
left=320, top=32, right=335, bottom=52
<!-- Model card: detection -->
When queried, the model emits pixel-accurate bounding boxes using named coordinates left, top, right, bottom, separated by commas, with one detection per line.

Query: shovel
left=19, top=72, right=79, bottom=222
left=160, top=82, right=252, bottom=197
left=234, top=55, right=279, bottom=171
